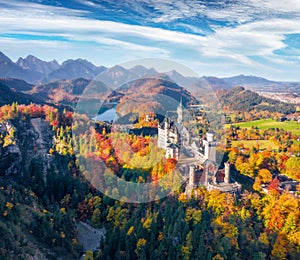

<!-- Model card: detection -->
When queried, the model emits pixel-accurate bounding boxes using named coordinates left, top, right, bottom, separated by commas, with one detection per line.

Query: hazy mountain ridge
left=41, top=59, right=106, bottom=83
left=1, top=51, right=300, bottom=94
left=0, top=52, right=42, bottom=83
left=97, top=65, right=158, bottom=88
left=0, top=52, right=106, bottom=84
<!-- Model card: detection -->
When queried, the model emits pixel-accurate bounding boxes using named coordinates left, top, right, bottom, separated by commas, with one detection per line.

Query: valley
left=0, top=52, right=300, bottom=259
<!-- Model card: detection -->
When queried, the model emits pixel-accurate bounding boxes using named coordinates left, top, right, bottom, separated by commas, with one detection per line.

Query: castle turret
left=224, top=162, right=230, bottom=183
left=206, top=132, right=214, bottom=142
left=164, top=117, right=170, bottom=130
left=203, top=131, right=217, bottom=162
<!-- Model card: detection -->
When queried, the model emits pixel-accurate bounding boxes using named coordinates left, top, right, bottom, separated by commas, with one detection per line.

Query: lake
left=94, top=106, right=118, bottom=122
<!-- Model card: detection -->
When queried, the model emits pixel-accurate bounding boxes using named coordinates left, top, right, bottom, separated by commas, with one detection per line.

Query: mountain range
left=0, top=52, right=300, bottom=106
left=1, top=51, right=300, bottom=94
left=0, top=51, right=106, bottom=84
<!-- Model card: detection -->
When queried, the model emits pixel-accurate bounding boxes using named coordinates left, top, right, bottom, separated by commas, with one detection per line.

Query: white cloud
left=248, top=0, right=300, bottom=14
left=1, top=0, right=300, bottom=80
left=0, top=0, right=88, bottom=15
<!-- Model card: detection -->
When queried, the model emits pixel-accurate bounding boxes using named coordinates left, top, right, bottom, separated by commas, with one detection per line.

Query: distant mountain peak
left=109, top=65, right=126, bottom=71
left=0, top=51, right=13, bottom=63
left=17, top=55, right=59, bottom=66
left=24, top=54, right=39, bottom=60
left=16, top=55, right=60, bottom=77
left=129, top=64, right=147, bottom=69
left=41, top=57, right=106, bottom=83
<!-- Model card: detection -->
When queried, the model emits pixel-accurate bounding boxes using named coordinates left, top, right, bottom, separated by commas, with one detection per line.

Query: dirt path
left=76, top=221, right=106, bottom=252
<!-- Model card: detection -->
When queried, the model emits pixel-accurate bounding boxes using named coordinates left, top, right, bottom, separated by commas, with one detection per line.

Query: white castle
left=157, top=99, right=241, bottom=195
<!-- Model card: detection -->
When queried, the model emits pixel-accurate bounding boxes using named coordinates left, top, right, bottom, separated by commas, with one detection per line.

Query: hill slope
left=221, top=86, right=295, bottom=114
left=29, top=78, right=91, bottom=106
left=0, top=78, right=34, bottom=92
left=112, top=77, right=195, bottom=117
left=0, top=82, right=43, bottom=106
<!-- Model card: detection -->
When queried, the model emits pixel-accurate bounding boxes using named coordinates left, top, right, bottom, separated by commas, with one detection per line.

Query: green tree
left=91, top=208, right=101, bottom=228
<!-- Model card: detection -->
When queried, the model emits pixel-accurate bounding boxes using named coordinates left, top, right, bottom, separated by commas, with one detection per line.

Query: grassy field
left=231, top=140, right=279, bottom=150
left=226, top=118, right=300, bottom=135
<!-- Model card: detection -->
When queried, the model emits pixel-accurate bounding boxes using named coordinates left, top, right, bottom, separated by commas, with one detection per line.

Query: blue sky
left=1, top=0, right=300, bottom=81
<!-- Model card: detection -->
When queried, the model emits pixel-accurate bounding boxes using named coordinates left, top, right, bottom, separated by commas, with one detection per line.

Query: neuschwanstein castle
left=157, top=100, right=241, bottom=195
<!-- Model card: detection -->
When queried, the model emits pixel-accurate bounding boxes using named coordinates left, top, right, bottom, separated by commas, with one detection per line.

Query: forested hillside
left=221, top=86, right=295, bottom=114
left=0, top=103, right=300, bottom=259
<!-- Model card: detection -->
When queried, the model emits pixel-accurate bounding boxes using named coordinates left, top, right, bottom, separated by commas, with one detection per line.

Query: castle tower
left=224, top=162, right=230, bottom=183
left=189, top=165, right=195, bottom=187
left=177, top=98, right=183, bottom=124
left=203, top=132, right=217, bottom=162
left=164, top=117, right=170, bottom=131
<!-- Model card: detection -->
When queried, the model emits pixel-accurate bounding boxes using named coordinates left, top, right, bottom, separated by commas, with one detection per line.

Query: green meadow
left=226, top=118, right=300, bottom=135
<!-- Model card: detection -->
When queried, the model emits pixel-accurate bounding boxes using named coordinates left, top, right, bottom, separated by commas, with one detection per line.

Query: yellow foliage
left=185, top=207, right=193, bottom=222
left=212, top=216, right=239, bottom=245
left=136, top=238, right=147, bottom=253
left=158, top=231, right=163, bottom=241
left=271, top=233, right=289, bottom=259
left=84, top=250, right=94, bottom=260
left=192, top=209, right=202, bottom=224
left=72, top=238, right=78, bottom=245
left=3, top=126, right=16, bottom=147
left=60, top=231, right=66, bottom=239
left=253, top=177, right=262, bottom=192
left=238, top=206, right=251, bottom=221
left=178, top=193, right=187, bottom=203
left=127, top=226, right=134, bottom=236
left=143, top=218, right=152, bottom=230
left=93, top=196, right=101, bottom=207
left=181, top=246, right=190, bottom=259
left=259, top=232, right=269, bottom=246
left=5, top=202, right=13, bottom=210
left=137, top=176, right=145, bottom=183
left=287, top=231, right=300, bottom=246
left=212, top=254, right=225, bottom=260
left=258, top=169, right=272, bottom=183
